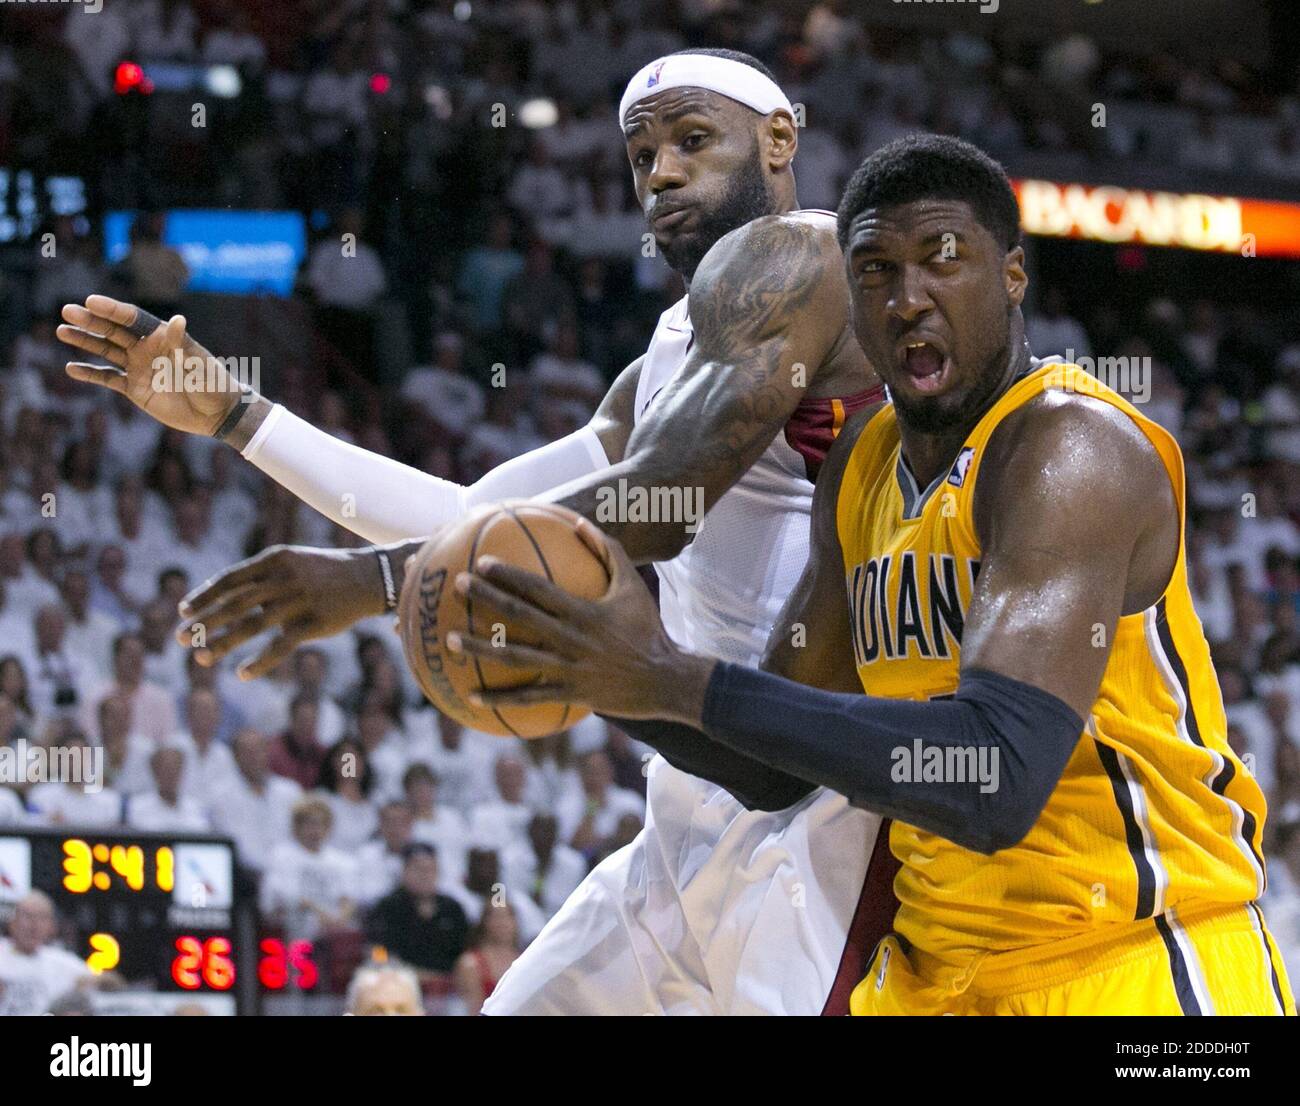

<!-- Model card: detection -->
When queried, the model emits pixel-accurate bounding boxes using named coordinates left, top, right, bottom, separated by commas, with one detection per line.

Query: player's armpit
left=549, top=215, right=851, bottom=563
left=961, top=391, right=1180, bottom=718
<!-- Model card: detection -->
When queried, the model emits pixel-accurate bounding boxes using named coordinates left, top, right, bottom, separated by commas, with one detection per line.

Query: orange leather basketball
left=396, top=503, right=610, bottom=738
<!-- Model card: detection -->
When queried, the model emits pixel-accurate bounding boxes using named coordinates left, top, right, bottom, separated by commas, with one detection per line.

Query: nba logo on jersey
left=947, top=447, right=975, bottom=488
left=646, top=60, right=666, bottom=89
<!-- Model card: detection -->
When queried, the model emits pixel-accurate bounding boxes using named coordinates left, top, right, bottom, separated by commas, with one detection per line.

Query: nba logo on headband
left=620, top=54, right=795, bottom=127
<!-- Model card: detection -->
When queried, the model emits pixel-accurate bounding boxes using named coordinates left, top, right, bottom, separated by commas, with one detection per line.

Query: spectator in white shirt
left=306, top=211, right=388, bottom=311
left=182, top=649, right=246, bottom=748
left=59, top=566, right=119, bottom=683
left=528, top=321, right=606, bottom=411
left=86, top=632, right=179, bottom=746
left=319, top=738, right=379, bottom=851
left=89, top=544, right=143, bottom=628
left=506, top=139, right=579, bottom=224
left=127, top=746, right=209, bottom=833
left=503, top=813, right=587, bottom=919
left=443, top=846, right=546, bottom=945
left=300, top=45, right=369, bottom=148
left=0, top=533, right=60, bottom=625
left=260, top=795, right=359, bottom=942
left=424, top=715, right=495, bottom=814
left=209, top=728, right=301, bottom=875
left=355, top=800, right=417, bottom=907
left=469, top=754, right=537, bottom=852
left=139, top=598, right=188, bottom=697
left=227, top=651, right=295, bottom=739
left=26, top=732, right=121, bottom=828
left=170, top=495, right=235, bottom=592
left=356, top=690, right=410, bottom=804
left=405, top=763, right=469, bottom=886
left=107, top=475, right=170, bottom=602
left=306, top=208, right=386, bottom=376
left=292, top=647, right=347, bottom=747
left=1240, top=485, right=1300, bottom=568
left=55, top=439, right=113, bottom=552
left=176, top=688, right=237, bottom=810
left=22, top=604, right=91, bottom=728
left=97, top=693, right=154, bottom=798
left=99, top=398, right=164, bottom=488
left=400, top=337, right=487, bottom=437
left=0, top=892, right=97, bottom=1016
left=557, top=750, right=645, bottom=859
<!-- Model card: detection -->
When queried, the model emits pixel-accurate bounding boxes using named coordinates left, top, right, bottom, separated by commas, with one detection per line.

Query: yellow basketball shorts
left=850, top=902, right=1295, bottom=1016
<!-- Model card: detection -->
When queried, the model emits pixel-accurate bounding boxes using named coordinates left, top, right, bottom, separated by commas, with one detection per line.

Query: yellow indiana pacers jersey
left=836, top=362, right=1269, bottom=968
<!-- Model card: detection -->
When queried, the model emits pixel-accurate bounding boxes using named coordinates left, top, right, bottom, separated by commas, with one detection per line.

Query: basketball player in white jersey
left=59, top=50, right=894, bottom=1014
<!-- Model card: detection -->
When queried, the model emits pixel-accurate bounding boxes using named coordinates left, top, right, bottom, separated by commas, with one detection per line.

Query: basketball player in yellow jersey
left=446, top=134, right=1295, bottom=1015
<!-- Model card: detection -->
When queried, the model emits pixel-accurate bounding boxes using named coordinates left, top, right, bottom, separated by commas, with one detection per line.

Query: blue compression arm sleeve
left=699, top=665, right=1085, bottom=854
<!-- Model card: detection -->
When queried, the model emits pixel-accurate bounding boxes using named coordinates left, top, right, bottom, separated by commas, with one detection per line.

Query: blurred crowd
left=0, top=0, right=1298, bottom=1015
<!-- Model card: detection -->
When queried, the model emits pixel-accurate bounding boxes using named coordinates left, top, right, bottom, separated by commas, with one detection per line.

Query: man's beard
left=658, top=148, right=772, bottom=281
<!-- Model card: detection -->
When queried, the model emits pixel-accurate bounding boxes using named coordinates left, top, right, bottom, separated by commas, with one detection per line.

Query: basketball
left=396, top=502, right=611, bottom=739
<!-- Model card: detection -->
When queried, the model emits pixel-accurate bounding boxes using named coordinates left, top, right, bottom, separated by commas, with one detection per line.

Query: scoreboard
left=0, top=828, right=257, bottom=1014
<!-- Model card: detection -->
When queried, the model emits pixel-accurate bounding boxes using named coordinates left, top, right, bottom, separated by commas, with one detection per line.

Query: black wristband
left=375, top=549, right=398, bottom=612
left=212, top=392, right=251, bottom=442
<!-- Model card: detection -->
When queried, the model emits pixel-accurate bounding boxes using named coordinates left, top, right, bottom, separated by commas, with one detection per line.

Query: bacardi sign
left=1012, top=178, right=1300, bottom=258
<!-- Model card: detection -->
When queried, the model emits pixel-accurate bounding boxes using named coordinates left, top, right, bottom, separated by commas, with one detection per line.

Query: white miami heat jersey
left=633, top=290, right=815, bottom=665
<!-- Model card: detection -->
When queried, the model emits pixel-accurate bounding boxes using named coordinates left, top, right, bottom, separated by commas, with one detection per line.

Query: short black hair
left=667, top=47, right=778, bottom=86
left=837, top=134, right=1021, bottom=253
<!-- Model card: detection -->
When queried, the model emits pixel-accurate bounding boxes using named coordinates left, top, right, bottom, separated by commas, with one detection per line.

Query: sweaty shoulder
left=976, top=389, right=1180, bottom=609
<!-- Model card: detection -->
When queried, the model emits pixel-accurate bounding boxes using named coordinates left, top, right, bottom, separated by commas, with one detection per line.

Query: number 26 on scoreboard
left=172, top=936, right=236, bottom=991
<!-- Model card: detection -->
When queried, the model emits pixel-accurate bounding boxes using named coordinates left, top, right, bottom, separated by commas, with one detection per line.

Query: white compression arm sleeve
left=240, top=404, right=610, bottom=544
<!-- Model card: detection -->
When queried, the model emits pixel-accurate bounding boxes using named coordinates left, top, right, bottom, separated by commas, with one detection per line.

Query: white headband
left=619, top=53, right=794, bottom=127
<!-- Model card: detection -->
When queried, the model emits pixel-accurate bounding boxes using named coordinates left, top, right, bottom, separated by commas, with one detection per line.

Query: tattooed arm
left=171, top=216, right=859, bottom=673
left=542, top=212, right=861, bottom=563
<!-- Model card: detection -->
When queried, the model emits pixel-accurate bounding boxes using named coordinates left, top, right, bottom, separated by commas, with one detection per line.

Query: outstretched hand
left=176, top=545, right=391, bottom=680
left=58, top=295, right=248, bottom=436
left=447, top=516, right=714, bottom=724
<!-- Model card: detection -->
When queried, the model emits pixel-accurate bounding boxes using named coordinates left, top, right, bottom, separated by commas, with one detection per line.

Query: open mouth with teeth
left=900, top=341, right=951, bottom=395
